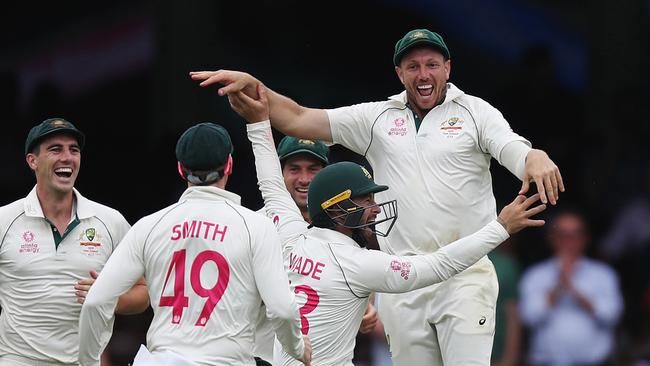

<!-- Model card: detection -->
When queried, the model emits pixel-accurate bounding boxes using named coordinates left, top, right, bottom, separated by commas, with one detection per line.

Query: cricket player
left=225, top=86, right=546, bottom=365
left=78, top=122, right=311, bottom=366
left=191, top=28, right=564, bottom=364
left=0, top=118, right=148, bottom=365
left=253, top=135, right=329, bottom=361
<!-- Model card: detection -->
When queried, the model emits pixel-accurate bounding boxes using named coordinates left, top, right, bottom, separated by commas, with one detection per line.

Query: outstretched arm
left=344, top=194, right=546, bottom=294
left=190, top=70, right=332, bottom=141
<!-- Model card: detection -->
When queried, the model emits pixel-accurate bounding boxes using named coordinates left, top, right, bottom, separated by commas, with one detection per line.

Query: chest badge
left=388, top=117, right=408, bottom=137
left=439, top=117, right=464, bottom=138
left=79, top=227, right=103, bottom=255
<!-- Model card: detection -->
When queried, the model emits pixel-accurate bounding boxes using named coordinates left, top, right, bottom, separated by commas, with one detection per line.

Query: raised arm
left=190, top=70, right=331, bottom=141
left=344, top=194, right=546, bottom=295
left=251, top=218, right=310, bottom=364
left=230, top=85, right=309, bottom=245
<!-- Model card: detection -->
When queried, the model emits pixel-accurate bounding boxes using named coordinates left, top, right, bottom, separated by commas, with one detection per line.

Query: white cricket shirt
left=328, top=83, right=530, bottom=256
left=0, top=186, right=130, bottom=364
left=78, top=186, right=304, bottom=366
left=247, top=121, right=510, bottom=366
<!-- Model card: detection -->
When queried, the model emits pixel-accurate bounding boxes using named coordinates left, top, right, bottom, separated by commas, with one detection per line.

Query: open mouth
left=54, top=167, right=73, bottom=178
left=296, top=187, right=308, bottom=194
left=417, top=84, right=433, bottom=97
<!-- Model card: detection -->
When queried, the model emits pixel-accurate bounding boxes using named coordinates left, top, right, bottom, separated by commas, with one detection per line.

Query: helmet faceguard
left=320, top=189, right=398, bottom=238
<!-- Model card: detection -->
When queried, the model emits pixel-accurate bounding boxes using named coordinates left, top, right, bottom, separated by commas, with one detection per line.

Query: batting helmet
left=308, top=162, right=397, bottom=237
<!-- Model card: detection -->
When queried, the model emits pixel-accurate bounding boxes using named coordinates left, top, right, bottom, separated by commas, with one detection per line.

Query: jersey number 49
left=159, top=249, right=230, bottom=327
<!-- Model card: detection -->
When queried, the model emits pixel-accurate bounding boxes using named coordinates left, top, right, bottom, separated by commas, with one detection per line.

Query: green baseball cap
left=308, top=161, right=388, bottom=228
left=175, top=122, right=233, bottom=171
left=393, top=29, right=450, bottom=66
left=25, top=118, right=85, bottom=155
left=277, top=136, right=329, bottom=165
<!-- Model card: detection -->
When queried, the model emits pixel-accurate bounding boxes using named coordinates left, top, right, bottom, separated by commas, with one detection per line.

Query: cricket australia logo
left=79, top=227, right=102, bottom=256
left=85, top=228, right=96, bottom=242
left=298, top=139, right=315, bottom=145
left=388, top=117, right=408, bottom=137
left=439, top=116, right=464, bottom=138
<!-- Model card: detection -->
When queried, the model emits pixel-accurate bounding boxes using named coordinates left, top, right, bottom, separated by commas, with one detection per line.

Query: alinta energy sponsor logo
left=389, top=260, right=412, bottom=280
left=388, top=117, right=408, bottom=136
left=19, top=230, right=39, bottom=253
left=439, top=117, right=464, bottom=138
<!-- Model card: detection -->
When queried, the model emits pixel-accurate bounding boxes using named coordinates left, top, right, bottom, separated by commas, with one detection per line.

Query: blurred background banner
left=2, top=0, right=649, bottom=365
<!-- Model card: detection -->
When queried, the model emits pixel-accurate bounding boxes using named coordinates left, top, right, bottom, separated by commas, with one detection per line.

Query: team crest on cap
left=298, top=139, right=315, bottom=145
left=361, top=166, right=372, bottom=179
left=410, top=31, right=427, bottom=39
left=51, top=120, right=66, bottom=128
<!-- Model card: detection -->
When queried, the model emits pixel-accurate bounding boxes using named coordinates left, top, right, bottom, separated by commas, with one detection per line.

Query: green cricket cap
left=277, top=136, right=329, bottom=165
left=393, top=29, right=450, bottom=66
left=308, top=161, right=388, bottom=227
left=25, top=118, right=85, bottom=155
left=175, top=122, right=233, bottom=171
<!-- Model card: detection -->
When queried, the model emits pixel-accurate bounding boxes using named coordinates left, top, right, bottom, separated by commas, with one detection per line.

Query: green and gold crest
left=85, top=228, right=96, bottom=242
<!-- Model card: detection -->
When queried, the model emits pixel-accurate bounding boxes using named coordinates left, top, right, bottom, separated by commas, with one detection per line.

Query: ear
left=395, top=66, right=405, bottom=85
left=177, top=161, right=186, bottom=179
left=444, top=59, right=451, bottom=80
left=223, top=155, right=233, bottom=177
left=26, top=154, right=37, bottom=171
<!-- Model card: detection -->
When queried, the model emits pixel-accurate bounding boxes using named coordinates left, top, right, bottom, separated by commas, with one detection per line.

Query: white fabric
left=132, top=344, right=199, bottom=366
left=499, top=140, right=532, bottom=181
left=247, top=121, right=510, bottom=366
left=78, top=186, right=304, bottom=366
left=0, top=186, right=130, bottom=364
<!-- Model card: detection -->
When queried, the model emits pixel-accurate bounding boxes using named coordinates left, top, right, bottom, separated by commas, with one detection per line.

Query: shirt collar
left=23, top=185, right=94, bottom=220
left=179, top=185, right=242, bottom=205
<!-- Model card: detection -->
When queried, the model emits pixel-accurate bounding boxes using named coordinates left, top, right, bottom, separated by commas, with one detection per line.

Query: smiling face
left=282, top=154, right=325, bottom=212
left=26, top=134, right=81, bottom=196
left=350, top=194, right=381, bottom=227
left=395, top=46, right=450, bottom=118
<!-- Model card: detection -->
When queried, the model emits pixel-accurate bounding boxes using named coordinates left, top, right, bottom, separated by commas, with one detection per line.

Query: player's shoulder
left=349, top=97, right=406, bottom=117
left=0, top=198, right=26, bottom=226
left=228, top=203, right=275, bottom=227
left=79, top=194, right=128, bottom=224
left=452, top=89, right=498, bottom=115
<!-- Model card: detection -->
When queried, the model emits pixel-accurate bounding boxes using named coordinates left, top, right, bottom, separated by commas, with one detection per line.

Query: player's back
left=141, top=187, right=272, bottom=364
left=277, top=227, right=370, bottom=366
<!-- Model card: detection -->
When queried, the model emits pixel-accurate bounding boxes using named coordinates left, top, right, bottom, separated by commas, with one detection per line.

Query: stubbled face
left=395, top=47, right=450, bottom=118
left=26, top=134, right=81, bottom=195
left=351, top=194, right=381, bottom=227
left=549, top=213, right=588, bottom=259
left=282, top=155, right=324, bottom=210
